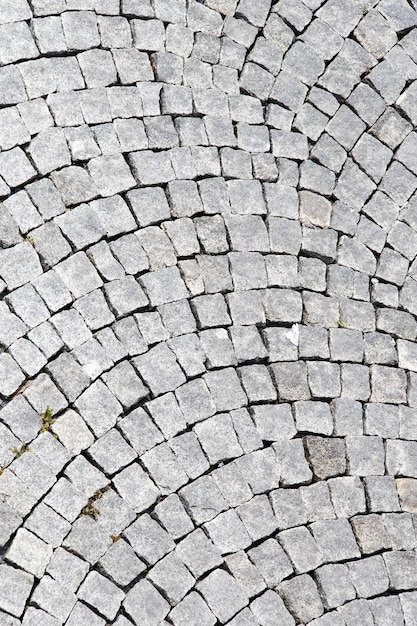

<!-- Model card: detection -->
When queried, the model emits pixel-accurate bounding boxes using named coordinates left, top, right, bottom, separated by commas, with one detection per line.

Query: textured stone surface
left=0, top=1, right=416, bottom=624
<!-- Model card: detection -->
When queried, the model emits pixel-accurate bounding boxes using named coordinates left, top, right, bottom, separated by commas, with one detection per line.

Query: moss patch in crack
left=10, top=443, right=31, bottom=459
left=39, top=406, right=55, bottom=433
left=80, top=485, right=111, bottom=520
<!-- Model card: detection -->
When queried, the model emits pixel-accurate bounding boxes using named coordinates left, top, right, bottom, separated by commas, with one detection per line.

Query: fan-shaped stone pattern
left=0, top=0, right=417, bottom=623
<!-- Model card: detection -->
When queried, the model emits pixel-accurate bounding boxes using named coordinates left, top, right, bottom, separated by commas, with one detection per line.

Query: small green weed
left=10, top=443, right=30, bottom=459
left=80, top=502, right=100, bottom=519
left=39, top=406, right=55, bottom=433
left=93, top=486, right=110, bottom=499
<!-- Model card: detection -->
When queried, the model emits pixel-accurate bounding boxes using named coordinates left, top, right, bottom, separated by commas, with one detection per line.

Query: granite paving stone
left=99, top=538, right=145, bottom=586
left=77, top=571, right=124, bottom=621
left=348, top=554, right=389, bottom=598
left=30, top=576, right=77, bottom=622
left=197, top=569, right=249, bottom=623
left=0, top=1, right=416, bottom=623
left=337, top=598, right=375, bottom=626
left=65, top=603, right=105, bottom=626
left=277, top=573, right=324, bottom=623
left=0, top=565, right=34, bottom=618
left=315, top=563, right=356, bottom=609
left=123, top=579, right=170, bottom=626
left=169, top=592, right=216, bottom=626
left=145, top=392, right=186, bottom=439
left=180, top=474, right=228, bottom=524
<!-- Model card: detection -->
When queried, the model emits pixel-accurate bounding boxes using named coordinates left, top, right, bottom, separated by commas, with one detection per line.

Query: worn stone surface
left=0, top=1, right=416, bottom=623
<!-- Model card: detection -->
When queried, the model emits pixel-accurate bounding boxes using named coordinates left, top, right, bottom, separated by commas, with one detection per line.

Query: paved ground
left=1, top=0, right=417, bottom=624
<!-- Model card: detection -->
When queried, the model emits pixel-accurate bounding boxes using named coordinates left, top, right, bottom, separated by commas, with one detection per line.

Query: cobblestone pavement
left=1, top=0, right=417, bottom=624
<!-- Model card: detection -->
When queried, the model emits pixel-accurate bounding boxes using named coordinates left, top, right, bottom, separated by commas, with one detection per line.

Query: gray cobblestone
left=0, top=304, right=28, bottom=351
left=401, top=592, right=417, bottom=626
left=197, top=570, right=249, bottom=623
left=263, top=325, right=298, bottom=361
left=225, top=551, right=265, bottom=598
left=305, top=436, right=346, bottom=479
left=338, top=599, right=375, bottom=626
left=45, top=547, right=88, bottom=595
left=328, top=476, right=366, bottom=517
left=148, top=551, right=195, bottom=605
left=51, top=409, right=93, bottom=457
left=0, top=564, right=33, bottom=618
left=348, top=555, right=389, bottom=598
left=341, top=363, right=370, bottom=401
left=298, top=325, right=329, bottom=360
left=51, top=308, right=92, bottom=350
left=294, top=401, right=333, bottom=435
left=302, top=226, right=338, bottom=263
left=316, top=563, right=356, bottom=609
left=311, top=518, right=361, bottom=562
left=204, top=509, right=252, bottom=554
left=119, top=407, right=163, bottom=455
left=351, top=513, right=391, bottom=554
left=278, top=574, right=323, bottom=623
left=65, top=603, right=104, bottom=626
left=370, top=595, right=405, bottom=626
left=154, top=493, right=194, bottom=540
left=383, top=512, right=416, bottom=550
left=170, top=592, right=216, bottom=626
left=72, top=378, right=121, bottom=437
left=176, top=528, right=222, bottom=577
left=0, top=2, right=415, bottom=622
left=238, top=495, right=277, bottom=541
left=78, top=571, right=124, bottom=620
left=211, top=462, right=251, bottom=507
left=180, top=475, right=228, bottom=524
left=63, top=515, right=112, bottom=565
left=251, top=592, right=295, bottom=626
left=279, top=526, right=322, bottom=573
left=124, top=513, right=174, bottom=565
left=7, top=284, right=49, bottom=329
left=247, top=538, right=291, bottom=586
left=146, top=392, right=186, bottom=438
left=6, top=528, right=52, bottom=579
left=232, top=408, right=263, bottom=453
left=142, top=442, right=188, bottom=493
left=123, top=580, right=170, bottom=626
left=42, top=477, right=85, bottom=524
